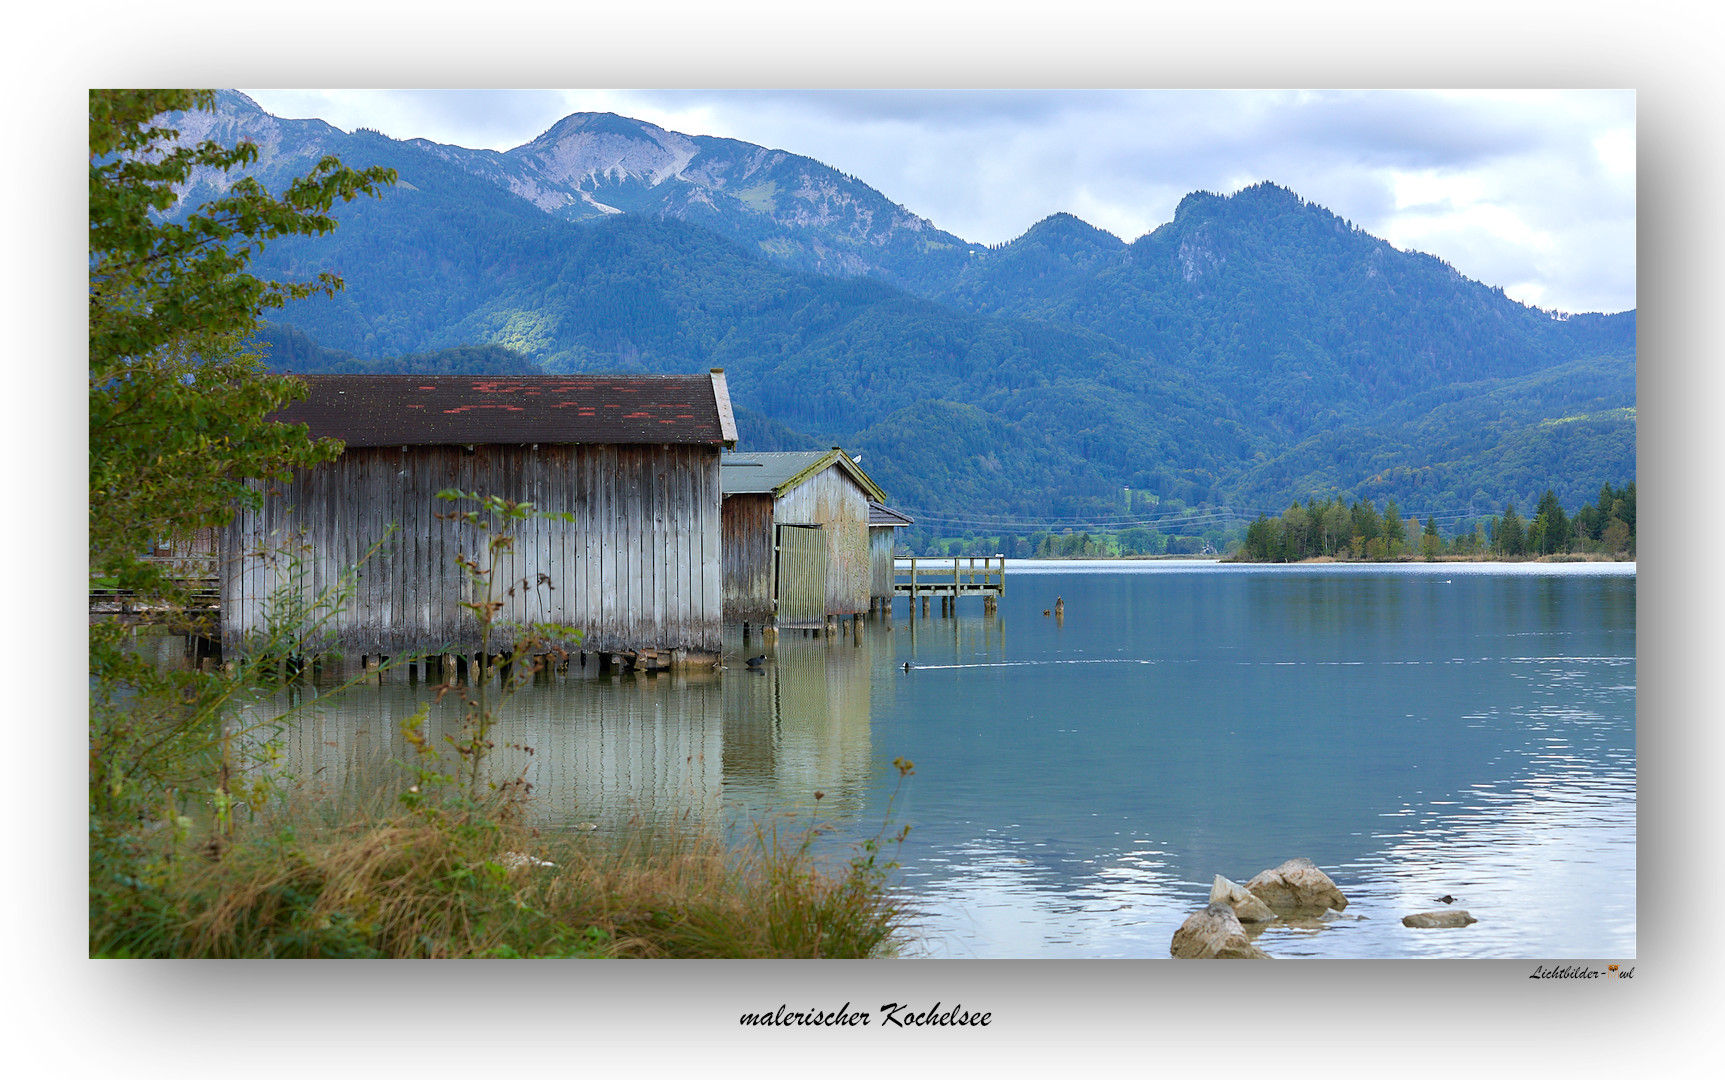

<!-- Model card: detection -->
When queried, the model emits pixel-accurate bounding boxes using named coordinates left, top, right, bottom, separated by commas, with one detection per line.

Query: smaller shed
left=721, top=449, right=902, bottom=628
left=867, top=501, right=914, bottom=612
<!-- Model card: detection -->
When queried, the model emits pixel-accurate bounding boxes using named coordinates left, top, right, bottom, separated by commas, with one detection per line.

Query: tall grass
left=92, top=793, right=909, bottom=959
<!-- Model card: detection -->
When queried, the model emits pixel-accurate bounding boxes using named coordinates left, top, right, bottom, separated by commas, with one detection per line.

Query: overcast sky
left=242, top=88, right=1634, bottom=315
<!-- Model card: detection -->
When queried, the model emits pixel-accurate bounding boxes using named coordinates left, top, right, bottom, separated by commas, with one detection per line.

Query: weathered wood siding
left=720, top=493, right=775, bottom=623
left=221, top=443, right=722, bottom=657
left=869, top=527, right=897, bottom=600
left=774, top=468, right=870, bottom=616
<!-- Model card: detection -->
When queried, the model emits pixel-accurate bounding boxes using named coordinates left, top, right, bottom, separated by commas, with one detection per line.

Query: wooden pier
left=90, top=554, right=220, bottom=627
left=893, top=556, right=1005, bottom=616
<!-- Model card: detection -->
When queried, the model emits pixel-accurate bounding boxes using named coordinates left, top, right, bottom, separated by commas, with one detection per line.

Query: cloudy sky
left=240, top=89, right=1634, bottom=315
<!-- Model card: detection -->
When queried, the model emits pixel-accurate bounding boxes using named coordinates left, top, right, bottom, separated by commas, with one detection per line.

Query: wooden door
left=775, top=523, right=826, bottom=628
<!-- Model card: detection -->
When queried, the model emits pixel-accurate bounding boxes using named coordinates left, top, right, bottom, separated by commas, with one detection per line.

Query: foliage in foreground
left=90, top=89, right=394, bottom=605
left=89, top=88, right=394, bottom=837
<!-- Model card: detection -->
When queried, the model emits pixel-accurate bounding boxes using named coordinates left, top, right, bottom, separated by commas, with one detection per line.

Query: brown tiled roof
left=272, top=374, right=737, bottom=447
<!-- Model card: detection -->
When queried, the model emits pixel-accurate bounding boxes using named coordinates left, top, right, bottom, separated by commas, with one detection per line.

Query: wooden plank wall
left=222, top=443, right=722, bottom=657
left=869, top=527, right=897, bottom=601
left=720, top=493, right=776, bottom=623
left=774, top=469, right=870, bottom=616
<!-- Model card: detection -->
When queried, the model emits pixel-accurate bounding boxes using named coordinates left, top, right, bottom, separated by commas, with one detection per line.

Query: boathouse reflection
left=235, top=625, right=879, bottom=828
left=721, top=627, right=875, bottom=819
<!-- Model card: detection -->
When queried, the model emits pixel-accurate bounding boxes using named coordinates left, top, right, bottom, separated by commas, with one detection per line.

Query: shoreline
left=1216, top=552, right=1632, bottom=566
left=945, top=552, right=1632, bottom=565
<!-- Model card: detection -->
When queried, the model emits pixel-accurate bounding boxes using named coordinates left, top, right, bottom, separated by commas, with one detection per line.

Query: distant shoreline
left=955, top=552, right=1632, bottom=565
left=1217, top=552, right=1631, bottom=566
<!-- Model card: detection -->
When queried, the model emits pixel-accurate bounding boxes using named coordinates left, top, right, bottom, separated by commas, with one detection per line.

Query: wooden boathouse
left=720, top=449, right=908, bottom=630
left=868, top=501, right=914, bottom=613
left=222, top=371, right=737, bottom=667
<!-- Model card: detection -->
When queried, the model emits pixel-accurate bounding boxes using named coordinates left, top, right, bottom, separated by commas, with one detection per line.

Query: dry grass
left=94, top=798, right=908, bottom=959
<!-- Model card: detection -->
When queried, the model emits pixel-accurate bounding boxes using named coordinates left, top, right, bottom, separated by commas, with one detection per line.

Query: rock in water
left=1402, top=910, right=1478, bottom=928
left=1245, top=857, right=1350, bottom=915
left=1170, top=903, right=1272, bottom=959
left=1210, top=874, right=1277, bottom=923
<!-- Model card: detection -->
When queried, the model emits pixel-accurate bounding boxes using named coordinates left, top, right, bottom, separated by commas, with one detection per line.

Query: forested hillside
left=186, top=94, right=1634, bottom=528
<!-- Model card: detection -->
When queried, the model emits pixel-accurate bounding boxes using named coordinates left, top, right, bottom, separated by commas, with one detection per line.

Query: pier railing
left=90, top=554, right=220, bottom=620
left=892, top=555, right=1005, bottom=599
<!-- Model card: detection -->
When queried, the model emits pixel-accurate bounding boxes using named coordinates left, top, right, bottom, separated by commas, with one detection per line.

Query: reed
left=93, top=790, right=909, bottom=960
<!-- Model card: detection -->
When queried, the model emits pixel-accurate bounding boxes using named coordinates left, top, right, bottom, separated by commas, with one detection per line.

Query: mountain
left=174, top=92, right=981, bottom=291
left=935, top=184, right=1634, bottom=437
left=169, top=93, right=1635, bottom=527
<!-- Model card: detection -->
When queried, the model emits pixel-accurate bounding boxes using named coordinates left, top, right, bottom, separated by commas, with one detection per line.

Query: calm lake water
left=229, top=559, right=1636, bottom=960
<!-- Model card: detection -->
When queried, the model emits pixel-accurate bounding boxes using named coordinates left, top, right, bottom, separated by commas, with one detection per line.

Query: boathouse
left=719, top=449, right=902, bottom=628
left=867, top=501, right=914, bottom=612
left=221, top=371, right=737, bottom=665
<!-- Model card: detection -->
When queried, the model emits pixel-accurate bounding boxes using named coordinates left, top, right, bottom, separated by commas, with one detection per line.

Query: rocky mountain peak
left=510, top=112, right=698, bottom=189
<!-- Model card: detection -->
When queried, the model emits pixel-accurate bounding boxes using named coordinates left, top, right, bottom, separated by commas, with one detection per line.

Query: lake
left=231, top=559, right=1637, bottom=960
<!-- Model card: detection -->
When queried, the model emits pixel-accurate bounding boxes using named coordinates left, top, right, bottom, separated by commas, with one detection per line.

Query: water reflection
left=722, top=631, right=874, bottom=818
left=233, top=668, right=724, bottom=826
left=228, top=626, right=881, bottom=830
left=152, top=562, right=1633, bottom=959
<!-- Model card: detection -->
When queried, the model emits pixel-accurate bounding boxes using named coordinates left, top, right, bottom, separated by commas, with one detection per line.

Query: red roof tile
left=272, top=374, right=734, bottom=447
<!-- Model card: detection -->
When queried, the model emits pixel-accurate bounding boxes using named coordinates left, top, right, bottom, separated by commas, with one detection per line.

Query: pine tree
left=1497, top=503, right=1527, bottom=557
left=1533, top=488, right=1571, bottom=554
left=1421, top=517, right=1442, bottom=560
left=1382, top=497, right=1407, bottom=556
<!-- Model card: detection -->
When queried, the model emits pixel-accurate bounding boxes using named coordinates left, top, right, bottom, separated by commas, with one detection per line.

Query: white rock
left=1210, top=874, right=1277, bottom=923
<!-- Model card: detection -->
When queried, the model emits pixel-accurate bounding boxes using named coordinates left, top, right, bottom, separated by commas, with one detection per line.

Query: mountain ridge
left=170, top=93, right=1633, bottom=526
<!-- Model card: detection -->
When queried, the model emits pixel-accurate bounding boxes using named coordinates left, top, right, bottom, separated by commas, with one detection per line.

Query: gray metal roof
left=720, top=449, right=887, bottom=501
left=868, top=501, right=914, bottom=527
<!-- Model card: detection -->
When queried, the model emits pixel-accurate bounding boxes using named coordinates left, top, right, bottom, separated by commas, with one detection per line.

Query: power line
left=901, top=503, right=1507, bottom=535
